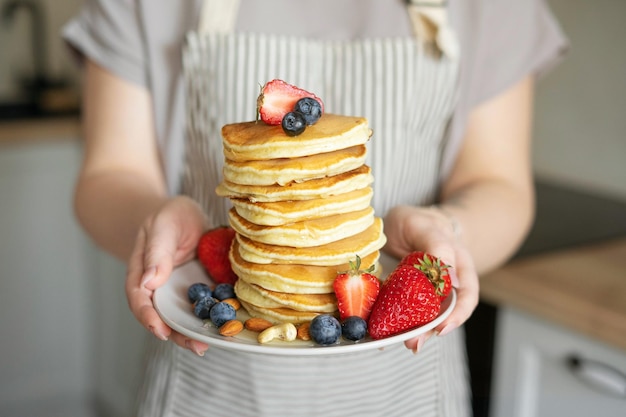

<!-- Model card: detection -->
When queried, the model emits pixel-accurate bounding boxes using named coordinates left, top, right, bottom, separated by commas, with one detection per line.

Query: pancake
left=231, top=187, right=373, bottom=226
left=222, top=145, right=367, bottom=186
left=238, top=300, right=322, bottom=324
left=234, top=279, right=337, bottom=313
left=215, top=165, right=374, bottom=203
left=233, top=279, right=284, bottom=308
left=236, top=217, right=387, bottom=266
left=230, top=240, right=381, bottom=293
left=222, top=113, right=371, bottom=162
left=228, top=207, right=375, bottom=247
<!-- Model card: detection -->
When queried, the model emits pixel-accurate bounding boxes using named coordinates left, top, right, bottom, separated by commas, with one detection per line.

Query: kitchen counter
left=466, top=182, right=626, bottom=417
left=481, top=237, right=626, bottom=351
left=481, top=182, right=626, bottom=352
left=0, top=116, right=81, bottom=145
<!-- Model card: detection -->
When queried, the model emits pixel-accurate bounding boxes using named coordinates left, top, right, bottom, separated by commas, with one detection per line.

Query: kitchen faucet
left=2, top=0, right=49, bottom=97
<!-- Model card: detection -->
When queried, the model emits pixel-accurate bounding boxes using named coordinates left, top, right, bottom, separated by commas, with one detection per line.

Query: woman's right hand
left=125, top=195, right=210, bottom=356
left=77, top=62, right=211, bottom=356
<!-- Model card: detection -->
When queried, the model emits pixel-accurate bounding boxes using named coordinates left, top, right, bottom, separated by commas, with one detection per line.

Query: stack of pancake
left=216, top=113, right=387, bottom=324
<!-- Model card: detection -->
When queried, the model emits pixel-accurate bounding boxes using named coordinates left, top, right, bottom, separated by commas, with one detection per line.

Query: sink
left=0, top=101, right=38, bottom=120
left=0, top=86, right=80, bottom=121
left=0, top=101, right=79, bottom=121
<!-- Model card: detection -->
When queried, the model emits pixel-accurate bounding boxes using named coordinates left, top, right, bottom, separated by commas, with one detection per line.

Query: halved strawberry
left=333, top=255, right=380, bottom=321
left=197, top=226, right=238, bottom=285
left=256, top=79, right=324, bottom=125
left=400, top=251, right=452, bottom=301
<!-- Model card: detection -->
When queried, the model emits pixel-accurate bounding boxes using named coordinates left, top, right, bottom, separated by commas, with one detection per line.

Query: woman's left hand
left=382, top=204, right=480, bottom=353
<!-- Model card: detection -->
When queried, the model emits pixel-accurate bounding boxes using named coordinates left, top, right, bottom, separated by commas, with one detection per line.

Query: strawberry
left=197, top=226, right=238, bottom=285
left=367, top=263, right=442, bottom=340
left=256, top=79, right=324, bottom=125
left=333, top=255, right=380, bottom=321
left=400, top=251, right=452, bottom=301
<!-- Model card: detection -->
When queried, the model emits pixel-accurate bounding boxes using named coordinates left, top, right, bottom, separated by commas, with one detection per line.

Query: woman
left=63, top=0, right=567, bottom=415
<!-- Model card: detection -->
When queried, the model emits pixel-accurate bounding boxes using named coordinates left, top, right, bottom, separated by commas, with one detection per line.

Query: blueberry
left=309, top=314, right=342, bottom=346
left=213, top=283, right=236, bottom=300
left=341, top=316, right=368, bottom=341
left=281, top=111, right=307, bottom=136
left=193, top=296, right=217, bottom=320
left=188, top=282, right=212, bottom=303
left=294, top=97, right=322, bottom=125
left=209, top=302, right=237, bottom=327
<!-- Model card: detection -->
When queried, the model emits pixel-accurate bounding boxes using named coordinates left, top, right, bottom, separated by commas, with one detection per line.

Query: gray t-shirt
left=63, top=0, right=568, bottom=194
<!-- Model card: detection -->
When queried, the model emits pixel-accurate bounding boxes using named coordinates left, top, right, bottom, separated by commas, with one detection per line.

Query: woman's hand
left=125, top=195, right=210, bottom=356
left=382, top=77, right=536, bottom=352
left=383, top=204, right=480, bottom=353
left=77, top=62, right=218, bottom=356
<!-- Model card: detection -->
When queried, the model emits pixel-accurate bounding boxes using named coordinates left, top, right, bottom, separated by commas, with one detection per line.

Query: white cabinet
left=491, top=307, right=626, bottom=417
left=0, top=140, right=95, bottom=416
left=90, top=251, right=147, bottom=417
left=0, top=139, right=145, bottom=417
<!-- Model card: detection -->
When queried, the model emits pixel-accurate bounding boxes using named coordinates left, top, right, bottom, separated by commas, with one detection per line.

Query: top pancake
left=222, top=113, right=371, bottom=161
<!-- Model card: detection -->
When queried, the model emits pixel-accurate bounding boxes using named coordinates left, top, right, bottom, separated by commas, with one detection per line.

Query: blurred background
left=0, top=1, right=624, bottom=416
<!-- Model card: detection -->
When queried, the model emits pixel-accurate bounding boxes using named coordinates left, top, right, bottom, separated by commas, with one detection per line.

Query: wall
left=534, top=0, right=626, bottom=201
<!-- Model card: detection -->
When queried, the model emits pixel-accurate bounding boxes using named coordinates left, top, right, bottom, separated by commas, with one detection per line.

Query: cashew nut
left=257, top=323, right=297, bottom=344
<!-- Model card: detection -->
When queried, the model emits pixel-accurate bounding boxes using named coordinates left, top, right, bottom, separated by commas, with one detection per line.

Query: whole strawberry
left=197, top=226, right=238, bottom=285
left=256, top=79, right=324, bottom=126
left=367, top=263, right=442, bottom=340
left=333, top=255, right=380, bottom=321
left=400, top=251, right=452, bottom=301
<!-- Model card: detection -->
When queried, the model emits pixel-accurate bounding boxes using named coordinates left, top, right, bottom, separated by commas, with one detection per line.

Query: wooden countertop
left=0, top=117, right=81, bottom=145
left=481, top=237, right=626, bottom=352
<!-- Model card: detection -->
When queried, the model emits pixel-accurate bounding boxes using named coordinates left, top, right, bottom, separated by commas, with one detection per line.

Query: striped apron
left=137, top=1, right=471, bottom=416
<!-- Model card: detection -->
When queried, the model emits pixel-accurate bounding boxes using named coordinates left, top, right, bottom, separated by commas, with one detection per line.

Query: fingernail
left=141, top=266, right=157, bottom=287
left=413, top=335, right=426, bottom=355
left=438, top=323, right=456, bottom=337
left=149, top=325, right=168, bottom=341
left=186, top=340, right=205, bottom=357
left=449, top=268, right=459, bottom=287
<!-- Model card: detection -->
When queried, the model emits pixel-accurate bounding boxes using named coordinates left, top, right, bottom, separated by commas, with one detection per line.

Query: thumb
left=140, top=223, right=179, bottom=291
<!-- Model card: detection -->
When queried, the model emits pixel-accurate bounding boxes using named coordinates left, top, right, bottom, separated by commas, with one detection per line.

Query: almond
left=244, top=317, right=273, bottom=333
left=222, top=298, right=241, bottom=311
left=219, top=319, right=243, bottom=337
left=297, top=322, right=311, bottom=341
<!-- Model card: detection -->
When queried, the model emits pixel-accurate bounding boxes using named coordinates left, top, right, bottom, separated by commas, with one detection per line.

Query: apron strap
left=406, top=0, right=459, bottom=60
left=198, top=0, right=241, bottom=34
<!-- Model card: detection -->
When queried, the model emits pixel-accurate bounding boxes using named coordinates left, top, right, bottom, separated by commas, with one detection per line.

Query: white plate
left=154, top=260, right=456, bottom=356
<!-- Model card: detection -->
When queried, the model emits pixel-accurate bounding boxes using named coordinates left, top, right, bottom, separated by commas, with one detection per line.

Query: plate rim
left=154, top=260, right=457, bottom=356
